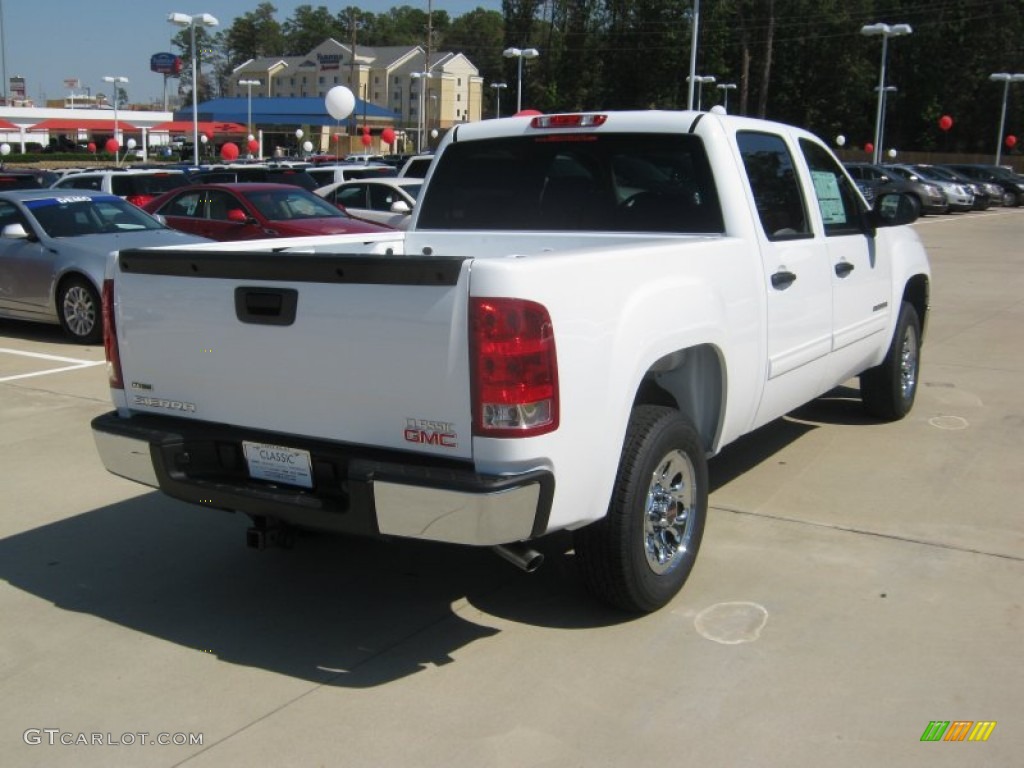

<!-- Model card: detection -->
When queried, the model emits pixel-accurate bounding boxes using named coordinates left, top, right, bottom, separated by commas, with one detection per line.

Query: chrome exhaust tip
left=493, top=543, right=544, bottom=573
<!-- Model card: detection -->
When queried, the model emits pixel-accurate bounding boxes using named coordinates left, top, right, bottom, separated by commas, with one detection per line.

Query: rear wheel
left=860, top=301, right=921, bottom=420
left=574, top=406, right=707, bottom=613
left=58, top=276, right=102, bottom=344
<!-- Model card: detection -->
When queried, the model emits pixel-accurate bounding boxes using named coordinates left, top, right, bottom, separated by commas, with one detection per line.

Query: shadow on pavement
left=0, top=492, right=628, bottom=687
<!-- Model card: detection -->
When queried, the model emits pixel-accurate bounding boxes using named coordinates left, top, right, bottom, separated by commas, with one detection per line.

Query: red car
left=142, top=183, right=392, bottom=240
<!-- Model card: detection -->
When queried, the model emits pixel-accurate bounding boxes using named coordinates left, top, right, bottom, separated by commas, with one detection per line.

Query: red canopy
left=0, top=118, right=19, bottom=130
left=31, top=118, right=138, bottom=132
left=149, top=120, right=248, bottom=135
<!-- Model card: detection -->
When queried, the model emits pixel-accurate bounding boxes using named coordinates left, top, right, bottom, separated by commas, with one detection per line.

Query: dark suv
left=942, top=164, right=1024, bottom=207
left=844, top=162, right=948, bottom=215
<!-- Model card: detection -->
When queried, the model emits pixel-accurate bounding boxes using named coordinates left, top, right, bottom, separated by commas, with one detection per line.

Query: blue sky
left=2, top=1, right=501, bottom=106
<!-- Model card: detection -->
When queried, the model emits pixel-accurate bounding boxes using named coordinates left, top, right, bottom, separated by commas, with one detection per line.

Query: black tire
left=574, top=406, right=707, bottom=613
left=860, top=301, right=921, bottom=421
left=57, top=276, right=102, bottom=344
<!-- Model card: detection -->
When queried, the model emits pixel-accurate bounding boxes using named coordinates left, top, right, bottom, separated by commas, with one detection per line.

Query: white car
left=315, top=177, right=422, bottom=229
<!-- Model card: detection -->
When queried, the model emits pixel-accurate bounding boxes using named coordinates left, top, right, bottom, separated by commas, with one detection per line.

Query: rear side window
left=737, top=131, right=811, bottom=241
left=416, top=133, right=723, bottom=233
left=58, top=175, right=103, bottom=191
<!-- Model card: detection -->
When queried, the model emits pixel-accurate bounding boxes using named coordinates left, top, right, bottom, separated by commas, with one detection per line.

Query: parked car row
left=845, top=162, right=1024, bottom=214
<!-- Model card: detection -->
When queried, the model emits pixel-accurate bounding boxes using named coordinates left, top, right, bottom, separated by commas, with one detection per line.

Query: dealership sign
left=150, top=53, right=183, bottom=75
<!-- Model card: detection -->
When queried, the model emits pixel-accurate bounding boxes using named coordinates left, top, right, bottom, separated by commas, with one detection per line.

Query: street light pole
left=410, top=71, right=430, bottom=153
left=861, top=22, right=912, bottom=165
left=239, top=79, right=260, bottom=139
left=102, top=75, right=128, bottom=165
left=502, top=47, right=539, bottom=113
left=990, top=73, right=1024, bottom=166
left=874, top=85, right=897, bottom=161
left=490, top=82, right=507, bottom=118
left=715, top=82, right=737, bottom=112
left=168, top=11, right=220, bottom=167
left=686, top=0, right=701, bottom=109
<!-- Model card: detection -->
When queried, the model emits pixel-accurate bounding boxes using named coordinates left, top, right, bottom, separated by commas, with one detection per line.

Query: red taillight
left=102, top=279, right=123, bottom=390
left=125, top=194, right=154, bottom=208
left=470, top=298, right=558, bottom=437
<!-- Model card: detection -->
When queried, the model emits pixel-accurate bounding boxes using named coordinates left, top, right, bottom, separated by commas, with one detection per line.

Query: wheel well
left=903, top=275, right=929, bottom=341
left=633, top=344, right=723, bottom=454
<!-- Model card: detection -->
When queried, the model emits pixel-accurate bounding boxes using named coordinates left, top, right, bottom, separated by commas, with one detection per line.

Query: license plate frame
left=242, top=440, right=314, bottom=489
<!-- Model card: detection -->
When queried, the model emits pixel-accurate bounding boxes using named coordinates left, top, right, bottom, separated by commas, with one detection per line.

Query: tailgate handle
left=234, top=287, right=298, bottom=326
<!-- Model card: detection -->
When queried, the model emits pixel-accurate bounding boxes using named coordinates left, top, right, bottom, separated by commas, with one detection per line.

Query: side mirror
left=227, top=208, right=249, bottom=223
left=390, top=200, right=411, bottom=214
left=870, top=192, right=919, bottom=228
left=2, top=222, right=30, bottom=239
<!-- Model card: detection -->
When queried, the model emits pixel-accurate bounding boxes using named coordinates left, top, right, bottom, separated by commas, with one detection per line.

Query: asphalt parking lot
left=1, top=208, right=1021, bottom=767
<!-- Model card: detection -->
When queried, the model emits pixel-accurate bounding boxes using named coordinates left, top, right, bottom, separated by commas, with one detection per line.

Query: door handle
left=234, top=287, right=298, bottom=326
left=771, top=270, right=797, bottom=290
left=834, top=261, right=855, bottom=278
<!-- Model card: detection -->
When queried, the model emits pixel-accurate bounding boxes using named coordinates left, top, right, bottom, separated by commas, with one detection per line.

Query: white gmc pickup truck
left=92, top=110, right=930, bottom=612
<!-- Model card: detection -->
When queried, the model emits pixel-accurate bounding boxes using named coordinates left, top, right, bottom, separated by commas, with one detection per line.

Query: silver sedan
left=0, top=189, right=209, bottom=343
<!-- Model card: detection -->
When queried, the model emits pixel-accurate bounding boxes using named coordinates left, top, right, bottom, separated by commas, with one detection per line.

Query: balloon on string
left=938, top=115, right=953, bottom=132
left=325, top=86, right=356, bottom=120
left=105, top=138, right=120, bottom=154
left=1005, top=135, right=1018, bottom=149
left=302, top=140, right=313, bottom=153
left=247, top=138, right=259, bottom=154
left=87, top=142, right=96, bottom=153
left=864, top=142, right=874, bottom=154
left=887, top=148, right=897, bottom=158
left=361, top=133, right=372, bottom=147
left=220, top=142, right=239, bottom=161
left=381, top=127, right=396, bottom=145
left=126, top=138, right=137, bottom=150
left=0, top=143, right=9, bottom=156
left=836, top=135, right=846, bottom=147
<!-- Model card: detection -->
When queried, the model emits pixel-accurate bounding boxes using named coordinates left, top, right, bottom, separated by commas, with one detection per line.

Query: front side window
left=800, top=138, right=864, bottom=236
left=737, top=131, right=811, bottom=241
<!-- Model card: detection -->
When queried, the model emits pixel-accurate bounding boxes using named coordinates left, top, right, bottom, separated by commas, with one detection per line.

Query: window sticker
left=810, top=170, right=846, bottom=225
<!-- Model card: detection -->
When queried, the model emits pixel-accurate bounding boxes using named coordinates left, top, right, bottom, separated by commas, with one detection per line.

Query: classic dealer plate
left=242, top=441, right=313, bottom=488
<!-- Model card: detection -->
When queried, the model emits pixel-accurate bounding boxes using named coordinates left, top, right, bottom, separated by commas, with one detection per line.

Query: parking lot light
left=489, top=82, right=507, bottom=118
left=989, top=73, right=1024, bottom=165
left=686, top=75, right=716, bottom=111
left=167, top=12, right=220, bottom=166
left=101, top=76, right=128, bottom=165
left=861, top=22, right=912, bottom=165
left=715, top=82, right=737, bottom=112
left=238, top=79, right=260, bottom=139
left=502, top=47, right=539, bottom=114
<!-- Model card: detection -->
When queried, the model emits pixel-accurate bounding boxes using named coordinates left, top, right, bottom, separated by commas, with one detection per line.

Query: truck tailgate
left=112, top=248, right=474, bottom=460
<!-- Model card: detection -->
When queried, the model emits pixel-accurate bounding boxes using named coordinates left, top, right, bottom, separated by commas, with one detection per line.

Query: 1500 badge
left=404, top=418, right=457, bottom=448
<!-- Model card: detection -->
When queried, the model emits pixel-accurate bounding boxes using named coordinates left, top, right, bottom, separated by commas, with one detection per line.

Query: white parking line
left=0, top=347, right=105, bottom=383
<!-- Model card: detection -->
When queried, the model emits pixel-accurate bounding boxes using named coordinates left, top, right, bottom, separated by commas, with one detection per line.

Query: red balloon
left=87, top=142, right=96, bottom=153
left=362, top=124, right=370, bottom=135
left=1006, top=135, right=1018, bottom=149
left=938, top=115, right=953, bottom=131
left=332, top=133, right=342, bottom=142
left=220, top=142, right=239, bottom=161
left=864, top=142, right=874, bottom=154
left=247, top=138, right=259, bottom=154
left=361, top=133, right=372, bottom=147
left=381, top=127, right=396, bottom=145
left=104, top=138, right=119, bottom=154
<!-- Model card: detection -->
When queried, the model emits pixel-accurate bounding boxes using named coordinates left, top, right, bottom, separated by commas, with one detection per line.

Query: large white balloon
left=836, top=134, right=846, bottom=147
left=302, top=140, right=313, bottom=153
left=0, top=143, right=9, bottom=156
left=325, top=86, right=356, bottom=120
left=127, top=138, right=137, bottom=150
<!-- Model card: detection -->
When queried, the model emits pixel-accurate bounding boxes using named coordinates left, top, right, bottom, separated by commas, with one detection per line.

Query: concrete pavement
left=1, top=208, right=1021, bottom=767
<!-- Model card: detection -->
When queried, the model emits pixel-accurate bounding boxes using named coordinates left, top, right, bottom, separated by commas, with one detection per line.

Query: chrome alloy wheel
left=643, top=449, right=697, bottom=575
left=62, top=285, right=97, bottom=339
left=900, top=323, right=919, bottom=402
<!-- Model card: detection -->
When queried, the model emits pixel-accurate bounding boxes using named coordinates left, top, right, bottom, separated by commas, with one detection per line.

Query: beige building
left=229, top=39, right=483, bottom=149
